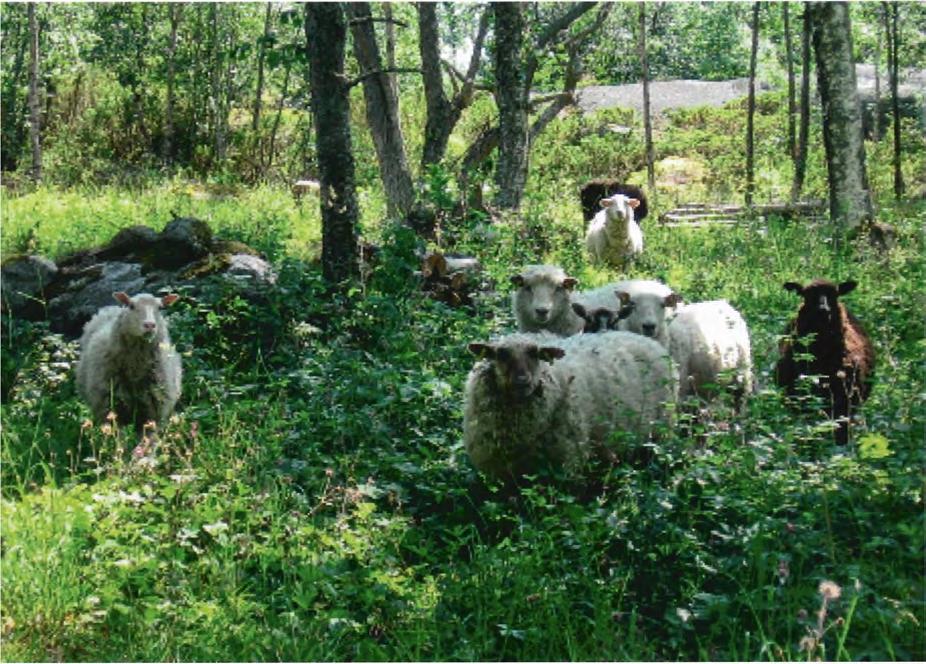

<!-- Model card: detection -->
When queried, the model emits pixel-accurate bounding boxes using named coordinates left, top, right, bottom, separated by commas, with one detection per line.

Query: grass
left=1, top=95, right=924, bottom=661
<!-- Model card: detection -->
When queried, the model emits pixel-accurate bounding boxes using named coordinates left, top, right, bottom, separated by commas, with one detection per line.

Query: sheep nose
left=143, top=321, right=156, bottom=332
left=534, top=307, right=550, bottom=320
left=513, top=373, right=531, bottom=387
left=641, top=323, right=657, bottom=337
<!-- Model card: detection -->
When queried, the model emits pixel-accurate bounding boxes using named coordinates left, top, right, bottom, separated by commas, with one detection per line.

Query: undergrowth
left=1, top=96, right=924, bottom=661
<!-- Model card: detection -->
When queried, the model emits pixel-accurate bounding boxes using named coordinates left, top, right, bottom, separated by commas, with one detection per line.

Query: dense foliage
left=3, top=2, right=925, bottom=186
left=2, top=2, right=925, bottom=661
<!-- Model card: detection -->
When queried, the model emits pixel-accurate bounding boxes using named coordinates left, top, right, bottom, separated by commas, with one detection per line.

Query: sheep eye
left=496, top=348, right=511, bottom=361
left=129, top=303, right=136, bottom=310
left=523, top=285, right=533, bottom=293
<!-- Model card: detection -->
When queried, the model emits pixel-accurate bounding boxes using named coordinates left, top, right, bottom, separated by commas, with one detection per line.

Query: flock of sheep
left=464, top=183, right=875, bottom=480
left=72, top=184, right=875, bottom=479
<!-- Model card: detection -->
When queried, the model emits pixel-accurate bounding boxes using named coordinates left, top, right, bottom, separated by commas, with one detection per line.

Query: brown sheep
left=579, top=180, right=649, bottom=225
left=775, top=279, right=875, bottom=445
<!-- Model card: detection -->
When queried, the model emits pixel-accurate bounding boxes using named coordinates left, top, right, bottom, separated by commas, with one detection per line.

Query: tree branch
left=348, top=15, right=409, bottom=28
left=342, top=67, right=422, bottom=89
left=564, top=2, right=612, bottom=50
left=525, top=2, right=598, bottom=89
left=463, top=9, right=491, bottom=84
left=442, top=59, right=493, bottom=93
left=535, top=2, right=597, bottom=51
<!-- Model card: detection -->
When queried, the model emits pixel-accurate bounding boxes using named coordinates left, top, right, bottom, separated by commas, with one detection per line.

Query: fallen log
left=659, top=200, right=826, bottom=225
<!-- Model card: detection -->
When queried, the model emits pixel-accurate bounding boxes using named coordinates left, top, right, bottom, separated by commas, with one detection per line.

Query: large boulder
left=47, top=262, right=147, bottom=337
left=2, top=218, right=278, bottom=338
left=155, top=217, right=214, bottom=269
left=1, top=255, right=59, bottom=319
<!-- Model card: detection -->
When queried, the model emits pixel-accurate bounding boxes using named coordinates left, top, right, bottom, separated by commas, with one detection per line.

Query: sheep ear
left=562, top=277, right=578, bottom=290
left=510, top=274, right=525, bottom=287
left=664, top=292, right=683, bottom=308
left=113, top=292, right=132, bottom=306
left=571, top=302, right=588, bottom=319
left=599, top=197, right=614, bottom=208
left=161, top=294, right=179, bottom=307
left=627, top=198, right=641, bottom=209
left=468, top=342, right=495, bottom=359
left=617, top=302, right=635, bottom=319
left=539, top=347, right=566, bottom=363
left=615, top=291, right=631, bottom=305
left=783, top=282, right=803, bottom=295
left=837, top=280, right=858, bottom=296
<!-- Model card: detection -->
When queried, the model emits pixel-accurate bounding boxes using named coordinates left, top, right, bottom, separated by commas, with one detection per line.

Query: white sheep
left=575, top=279, right=681, bottom=346
left=463, top=330, right=676, bottom=480
left=667, top=300, right=754, bottom=410
left=76, top=292, right=182, bottom=432
left=510, top=264, right=584, bottom=336
left=585, top=194, right=644, bottom=269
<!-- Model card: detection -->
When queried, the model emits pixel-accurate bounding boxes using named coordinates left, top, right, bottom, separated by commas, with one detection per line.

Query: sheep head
left=511, top=266, right=578, bottom=328
left=571, top=301, right=635, bottom=333
left=615, top=289, right=682, bottom=339
left=469, top=339, right=565, bottom=400
left=784, top=279, right=856, bottom=331
left=113, top=291, right=179, bottom=341
left=599, top=194, right=641, bottom=223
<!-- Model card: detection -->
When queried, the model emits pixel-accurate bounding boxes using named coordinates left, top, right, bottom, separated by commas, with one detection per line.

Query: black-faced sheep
left=463, top=331, right=676, bottom=480
left=511, top=265, right=584, bottom=336
left=570, top=300, right=635, bottom=333
left=76, top=292, right=182, bottom=433
left=667, top=300, right=754, bottom=411
left=579, top=180, right=649, bottom=225
left=585, top=194, right=644, bottom=269
left=775, top=279, right=875, bottom=444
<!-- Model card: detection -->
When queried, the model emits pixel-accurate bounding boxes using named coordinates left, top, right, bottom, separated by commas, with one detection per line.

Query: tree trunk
left=791, top=5, right=812, bottom=202
left=419, top=4, right=489, bottom=169
left=638, top=3, right=655, bottom=191
left=252, top=3, right=272, bottom=133
left=210, top=4, right=227, bottom=164
left=418, top=3, right=453, bottom=168
left=265, top=60, right=292, bottom=174
left=1, top=7, right=29, bottom=173
left=493, top=2, right=529, bottom=211
left=347, top=2, right=415, bottom=219
left=305, top=3, right=360, bottom=284
left=809, top=1, right=872, bottom=234
left=130, top=5, right=151, bottom=147
left=883, top=2, right=904, bottom=198
left=745, top=2, right=760, bottom=206
left=872, top=11, right=882, bottom=142
left=163, top=3, right=181, bottom=165
left=383, top=3, right=399, bottom=104
left=783, top=3, right=797, bottom=158
left=27, top=2, right=42, bottom=183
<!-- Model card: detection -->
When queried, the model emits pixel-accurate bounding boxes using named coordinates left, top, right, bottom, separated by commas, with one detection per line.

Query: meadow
left=1, top=94, right=924, bottom=661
